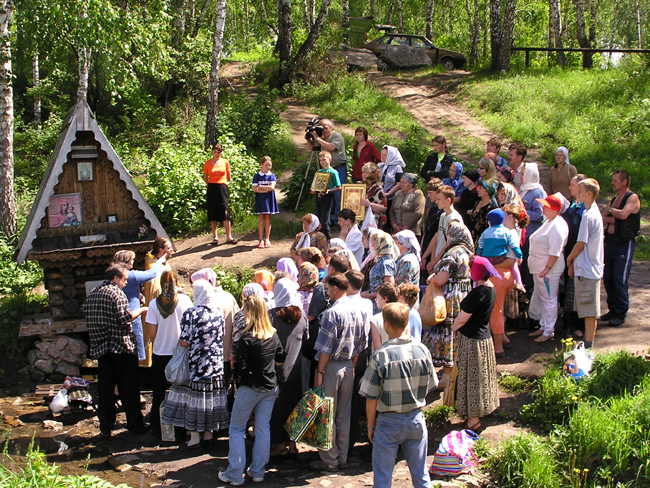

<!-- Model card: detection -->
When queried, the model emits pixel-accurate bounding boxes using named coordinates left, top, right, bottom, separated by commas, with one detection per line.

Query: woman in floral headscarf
left=162, top=280, right=229, bottom=449
left=389, top=172, right=426, bottom=236
left=289, top=214, right=329, bottom=261
left=145, top=270, right=193, bottom=440
left=394, top=229, right=421, bottom=286
left=423, top=221, right=474, bottom=390
left=363, top=230, right=398, bottom=311
left=297, top=262, right=319, bottom=314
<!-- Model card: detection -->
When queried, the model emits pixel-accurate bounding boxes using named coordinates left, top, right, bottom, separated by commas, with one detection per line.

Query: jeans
left=223, top=386, right=279, bottom=483
left=331, top=164, right=347, bottom=223
left=372, top=410, right=431, bottom=488
left=315, top=193, right=333, bottom=241
left=604, top=237, right=635, bottom=319
left=131, top=317, right=146, bottom=361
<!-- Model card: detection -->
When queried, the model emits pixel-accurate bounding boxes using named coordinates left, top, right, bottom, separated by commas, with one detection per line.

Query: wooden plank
left=19, top=315, right=88, bottom=337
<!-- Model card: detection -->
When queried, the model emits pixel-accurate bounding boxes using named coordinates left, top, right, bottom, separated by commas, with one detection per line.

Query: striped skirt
left=162, top=376, right=229, bottom=432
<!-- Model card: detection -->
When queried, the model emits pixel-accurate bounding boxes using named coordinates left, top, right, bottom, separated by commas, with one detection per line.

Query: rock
left=64, top=335, right=88, bottom=356
left=12, top=397, right=22, bottom=406
left=319, top=481, right=332, bottom=487
left=34, top=359, right=55, bottom=374
left=27, top=349, right=40, bottom=365
left=379, top=45, right=432, bottom=69
left=55, top=337, right=69, bottom=350
left=36, top=340, right=62, bottom=359
left=60, top=350, right=84, bottom=366
left=43, top=420, right=63, bottom=431
left=30, top=368, right=46, bottom=382
left=55, top=361, right=80, bottom=377
left=18, top=365, right=31, bottom=378
left=108, top=454, right=140, bottom=471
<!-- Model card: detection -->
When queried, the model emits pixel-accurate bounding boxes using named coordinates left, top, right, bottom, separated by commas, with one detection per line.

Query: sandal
left=210, top=239, right=219, bottom=246
left=264, top=239, right=271, bottom=248
left=466, top=421, right=482, bottom=432
left=257, top=240, right=265, bottom=249
left=226, top=238, right=238, bottom=245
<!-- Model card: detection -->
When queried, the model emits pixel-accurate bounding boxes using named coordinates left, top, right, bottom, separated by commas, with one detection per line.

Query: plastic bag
left=49, top=389, right=69, bottom=413
left=165, top=344, right=190, bottom=386
left=284, top=387, right=325, bottom=442
left=300, top=395, right=334, bottom=450
left=563, top=341, right=593, bottom=381
left=420, top=281, right=447, bottom=326
left=361, top=205, right=377, bottom=231
left=429, top=429, right=479, bottom=477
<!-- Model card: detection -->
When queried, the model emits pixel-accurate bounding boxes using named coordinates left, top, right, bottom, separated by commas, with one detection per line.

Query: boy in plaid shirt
left=360, top=302, right=437, bottom=488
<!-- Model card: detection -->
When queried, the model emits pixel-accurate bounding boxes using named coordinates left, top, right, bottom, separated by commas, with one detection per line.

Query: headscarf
left=380, top=145, right=406, bottom=169
left=277, top=257, right=299, bottom=281
left=480, top=154, right=497, bottom=180
left=242, top=282, right=265, bottom=299
left=471, top=256, right=502, bottom=282
left=401, top=172, right=418, bottom=186
left=497, top=166, right=514, bottom=183
left=552, top=192, right=570, bottom=215
left=191, top=267, right=217, bottom=286
left=254, top=270, right=275, bottom=291
left=519, top=163, right=546, bottom=199
left=335, top=248, right=361, bottom=270
left=329, top=238, right=347, bottom=249
left=446, top=162, right=464, bottom=193
left=394, top=229, right=421, bottom=263
left=371, top=229, right=399, bottom=259
left=481, top=178, right=498, bottom=199
left=556, top=146, right=570, bottom=166
left=500, top=182, right=524, bottom=207
left=192, top=279, right=219, bottom=311
left=446, top=221, right=474, bottom=255
left=298, top=262, right=319, bottom=290
left=296, top=214, right=320, bottom=249
left=273, top=278, right=302, bottom=309
left=156, top=270, right=179, bottom=319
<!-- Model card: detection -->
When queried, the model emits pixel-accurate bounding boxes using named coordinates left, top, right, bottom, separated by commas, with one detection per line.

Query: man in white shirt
left=508, top=142, right=527, bottom=190
left=567, top=178, right=604, bottom=349
left=424, top=185, right=463, bottom=273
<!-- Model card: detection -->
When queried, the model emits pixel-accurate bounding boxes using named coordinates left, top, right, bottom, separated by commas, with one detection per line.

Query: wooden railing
left=511, top=47, right=650, bottom=67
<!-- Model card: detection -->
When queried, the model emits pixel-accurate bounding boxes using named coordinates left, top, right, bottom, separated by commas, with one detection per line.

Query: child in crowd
left=370, top=282, right=399, bottom=350
left=252, top=156, right=278, bottom=248
left=487, top=137, right=508, bottom=168
left=477, top=208, right=524, bottom=290
left=398, top=283, right=423, bottom=342
left=311, top=151, right=341, bottom=241
left=423, top=185, right=463, bottom=274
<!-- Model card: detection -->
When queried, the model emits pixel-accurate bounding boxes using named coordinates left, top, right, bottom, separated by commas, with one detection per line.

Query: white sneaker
left=247, top=467, right=264, bottom=483
left=218, top=470, right=244, bottom=486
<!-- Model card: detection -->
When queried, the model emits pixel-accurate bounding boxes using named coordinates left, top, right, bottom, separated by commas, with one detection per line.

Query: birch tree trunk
left=490, top=0, right=502, bottom=70
left=574, top=0, right=592, bottom=68
left=498, top=0, right=515, bottom=71
left=32, top=54, right=41, bottom=128
left=76, top=47, right=92, bottom=103
left=482, top=0, right=489, bottom=58
left=309, top=0, right=315, bottom=27
left=426, top=0, right=434, bottom=40
left=549, top=0, right=567, bottom=67
left=171, top=0, right=185, bottom=50
left=369, top=0, right=375, bottom=18
left=396, top=0, right=403, bottom=32
left=205, top=0, right=226, bottom=149
left=635, top=0, right=642, bottom=47
left=277, top=0, right=293, bottom=88
left=0, top=0, right=15, bottom=237
left=465, top=0, right=480, bottom=68
left=342, top=0, right=349, bottom=44
left=301, top=0, right=310, bottom=30
left=292, top=0, right=332, bottom=68
left=386, top=3, right=393, bottom=25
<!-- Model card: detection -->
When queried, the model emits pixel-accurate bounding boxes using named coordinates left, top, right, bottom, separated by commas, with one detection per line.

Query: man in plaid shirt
left=360, top=302, right=437, bottom=488
left=85, top=263, right=149, bottom=439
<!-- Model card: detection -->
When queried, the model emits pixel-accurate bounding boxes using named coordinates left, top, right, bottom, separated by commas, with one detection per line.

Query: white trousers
left=529, top=272, right=562, bottom=337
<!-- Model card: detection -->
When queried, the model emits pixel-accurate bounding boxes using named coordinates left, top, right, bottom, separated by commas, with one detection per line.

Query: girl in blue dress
left=252, top=156, right=279, bottom=248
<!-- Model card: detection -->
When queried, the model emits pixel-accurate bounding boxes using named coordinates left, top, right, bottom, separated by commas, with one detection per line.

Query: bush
left=498, top=371, right=532, bottom=394
left=585, top=349, right=650, bottom=400
left=0, top=292, right=48, bottom=360
left=0, top=235, right=43, bottom=296
left=423, top=404, right=456, bottom=426
left=141, top=135, right=258, bottom=235
left=213, top=265, right=257, bottom=306
left=520, top=368, right=581, bottom=430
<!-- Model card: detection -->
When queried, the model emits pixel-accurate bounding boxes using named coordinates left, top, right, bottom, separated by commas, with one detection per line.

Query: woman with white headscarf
left=162, top=280, right=229, bottom=450
left=519, top=163, right=547, bottom=293
left=379, top=145, right=406, bottom=231
left=547, top=146, right=577, bottom=201
left=269, top=279, right=309, bottom=457
left=289, top=213, right=329, bottom=262
left=394, top=229, right=421, bottom=286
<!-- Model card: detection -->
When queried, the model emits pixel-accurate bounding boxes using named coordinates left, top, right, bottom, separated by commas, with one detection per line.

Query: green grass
left=461, top=59, right=650, bottom=202
left=423, top=404, right=456, bottom=426
left=498, top=372, right=532, bottom=394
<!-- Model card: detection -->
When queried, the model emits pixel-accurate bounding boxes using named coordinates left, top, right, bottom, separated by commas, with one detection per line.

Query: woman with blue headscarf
left=443, top=162, right=465, bottom=199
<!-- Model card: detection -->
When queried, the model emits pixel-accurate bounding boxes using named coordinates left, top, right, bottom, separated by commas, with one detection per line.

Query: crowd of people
left=83, top=129, right=640, bottom=487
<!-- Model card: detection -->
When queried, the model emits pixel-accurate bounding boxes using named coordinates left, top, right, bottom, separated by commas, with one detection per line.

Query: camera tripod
left=294, top=147, right=320, bottom=212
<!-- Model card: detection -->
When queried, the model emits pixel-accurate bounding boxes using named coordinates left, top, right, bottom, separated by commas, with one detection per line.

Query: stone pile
left=27, top=335, right=88, bottom=381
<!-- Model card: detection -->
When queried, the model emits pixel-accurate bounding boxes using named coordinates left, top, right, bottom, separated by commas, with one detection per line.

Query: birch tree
left=549, top=0, right=567, bottom=67
left=205, top=0, right=226, bottom=148
left=0, top=0, right=14, bottom=237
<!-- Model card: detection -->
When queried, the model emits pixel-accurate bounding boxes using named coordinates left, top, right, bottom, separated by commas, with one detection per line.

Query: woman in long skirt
left=162, top=280, right=229, bottom=449
left=451, top=256, right=500, bottom=431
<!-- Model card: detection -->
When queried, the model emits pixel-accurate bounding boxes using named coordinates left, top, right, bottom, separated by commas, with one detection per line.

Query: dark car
left=364, top=34, right=466, bottom=70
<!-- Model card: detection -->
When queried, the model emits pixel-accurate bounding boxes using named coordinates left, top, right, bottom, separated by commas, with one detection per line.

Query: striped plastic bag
left=284, top=387, right=325, bottom=442
left=429, top=429, right=479, bottom=477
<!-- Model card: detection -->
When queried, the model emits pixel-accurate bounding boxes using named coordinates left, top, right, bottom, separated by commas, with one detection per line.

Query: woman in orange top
left=203, top=143, right=237, bottom=245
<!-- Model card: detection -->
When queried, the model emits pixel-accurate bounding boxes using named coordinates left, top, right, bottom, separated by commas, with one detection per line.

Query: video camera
left=304, top=117, right=325, bottom=149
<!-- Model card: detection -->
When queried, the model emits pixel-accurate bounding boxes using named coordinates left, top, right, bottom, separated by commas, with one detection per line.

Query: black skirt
left=207, top=183, right=230, bottom=222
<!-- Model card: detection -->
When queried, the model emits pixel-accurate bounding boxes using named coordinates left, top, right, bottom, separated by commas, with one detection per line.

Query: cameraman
left=308, top=119, right=347, bottom=227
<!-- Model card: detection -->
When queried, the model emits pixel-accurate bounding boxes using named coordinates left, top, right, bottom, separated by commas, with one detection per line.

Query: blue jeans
left=223, top=386, right=278, bottom=483
left=372, top=410, right=431, bottom=488
left=604, top=237, right=635, bottom=319
left=331, top=164, right=347, bottom=223
left=131, top=317, right=146, bottom=361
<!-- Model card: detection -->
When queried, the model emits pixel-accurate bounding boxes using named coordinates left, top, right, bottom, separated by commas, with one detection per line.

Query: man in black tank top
left=601, top=170, right=641, bottom=327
